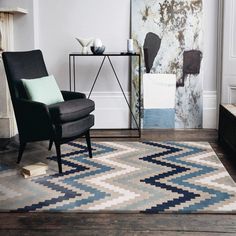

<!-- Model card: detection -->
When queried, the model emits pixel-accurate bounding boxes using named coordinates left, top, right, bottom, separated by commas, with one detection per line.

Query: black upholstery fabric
left=61, top=91, right=86, bottom=100
left=48, top=99, right=95, bottom=123
left=15, top=98, right=53, bottom=142
left=2, top=50, right=48, bottom=100
left=61, top=115, right=94, bottom=138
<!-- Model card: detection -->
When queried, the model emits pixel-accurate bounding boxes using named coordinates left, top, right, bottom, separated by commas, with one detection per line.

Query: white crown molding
left=0, top=7, right=28, bottom=14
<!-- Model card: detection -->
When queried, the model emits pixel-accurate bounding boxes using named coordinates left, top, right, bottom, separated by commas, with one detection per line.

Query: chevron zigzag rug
left=0, top=141, right=236, bottom=213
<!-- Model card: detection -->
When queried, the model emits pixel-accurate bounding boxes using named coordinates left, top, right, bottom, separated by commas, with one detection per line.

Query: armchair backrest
left=2, top=50, right=49, bottom=102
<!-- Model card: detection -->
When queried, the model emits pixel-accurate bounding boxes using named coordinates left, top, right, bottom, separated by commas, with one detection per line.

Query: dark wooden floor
left=0, top=129, right=236, bottom=236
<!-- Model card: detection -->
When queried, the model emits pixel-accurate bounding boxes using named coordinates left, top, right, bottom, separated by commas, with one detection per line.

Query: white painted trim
left=83, top=91, right=131, bottom=129
left=230, top=0, right=236, bottom=58
left=33, top=0, right=39, bottom=48
left=0, top=8, right=28, bottom=14
left=227, top=85, right=236, bottom=103
left=0, top=13, right=17, bottom=138
left=203, top=91, right=217, bottom=129
left=216, top=0, right=224, bottom=128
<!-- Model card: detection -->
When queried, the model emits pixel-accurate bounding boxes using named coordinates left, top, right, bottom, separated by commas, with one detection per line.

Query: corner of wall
left=33, top=0, right=39, bottom=49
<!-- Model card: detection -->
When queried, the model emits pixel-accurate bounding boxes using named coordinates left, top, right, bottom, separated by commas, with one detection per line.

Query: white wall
left=37, top=0, right=130, bottom=92
left=37, top=0, right=131, bottom=128
left=203, top=0, right=218, bottom=91
left=0, top=0, right=219, bottom=129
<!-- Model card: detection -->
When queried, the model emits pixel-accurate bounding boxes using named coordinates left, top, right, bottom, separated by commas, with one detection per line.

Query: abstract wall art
left=131, top=0, right=203, bottom=128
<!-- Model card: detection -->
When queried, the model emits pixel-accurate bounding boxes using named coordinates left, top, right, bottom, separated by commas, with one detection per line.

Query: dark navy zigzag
left=140, top=142, right=200, bottom=213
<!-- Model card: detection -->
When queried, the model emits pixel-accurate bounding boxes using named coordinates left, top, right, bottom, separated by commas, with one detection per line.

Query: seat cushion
left=61, top=115, right=94, bottom=138
left=48, top=98, right=95, bottom=123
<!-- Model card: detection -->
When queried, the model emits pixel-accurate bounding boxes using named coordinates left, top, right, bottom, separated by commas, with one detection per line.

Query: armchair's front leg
left=55, top=141, right=62, bottom=174
left=17, top=142, right=27, bottom=164
left=85, top=130, right=92, bottom=158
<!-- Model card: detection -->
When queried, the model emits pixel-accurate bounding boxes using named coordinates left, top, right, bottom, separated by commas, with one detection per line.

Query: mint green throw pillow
left=21, top=75, right=64, bottom=105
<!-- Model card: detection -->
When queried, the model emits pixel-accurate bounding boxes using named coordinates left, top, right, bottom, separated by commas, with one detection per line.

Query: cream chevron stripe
left=187, top=151, right=223, bottom=167
left=87, top=142, right=140, bottom=210
left=195, top=172, right=236, bottom=192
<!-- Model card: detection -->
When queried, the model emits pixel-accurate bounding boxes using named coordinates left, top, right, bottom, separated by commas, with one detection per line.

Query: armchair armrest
left=15, top=98, right=50, bottom=117
left=61, top=90, right=86, bottom=100
left=14, top=99, right=53, bottom=140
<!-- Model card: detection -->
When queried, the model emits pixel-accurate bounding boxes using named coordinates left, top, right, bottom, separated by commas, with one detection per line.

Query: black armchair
left=2, top=50, right=95, bottom=173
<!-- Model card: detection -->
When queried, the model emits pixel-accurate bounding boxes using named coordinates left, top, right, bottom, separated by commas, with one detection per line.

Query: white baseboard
left=0, top=91, right=217, bottom=134
left=85, top=92, right=130, bottom=129
left=203, top=91, right=217, bottom=129
left=87, top=91, right=218, bottom=129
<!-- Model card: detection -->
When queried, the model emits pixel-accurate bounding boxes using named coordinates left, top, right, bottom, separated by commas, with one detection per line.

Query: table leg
left=69, top=55, right=72, bottom=91
left=88, top=56, right=107, bottom=99
left=73, top=56, right=76, bottom=92
left=138, top=54, right=141, bottom=137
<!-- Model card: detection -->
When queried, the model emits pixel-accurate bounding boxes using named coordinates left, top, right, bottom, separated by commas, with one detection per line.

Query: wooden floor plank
left=0, top=230, right=236, bottom=236
left=0, top=213, right=236, bottom=233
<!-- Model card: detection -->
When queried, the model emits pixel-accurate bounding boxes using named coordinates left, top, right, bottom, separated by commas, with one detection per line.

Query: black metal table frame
left=69, top=53, right=141, bottom=138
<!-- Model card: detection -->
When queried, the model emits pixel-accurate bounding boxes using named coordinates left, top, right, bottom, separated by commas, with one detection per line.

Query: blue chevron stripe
left=14, top=142, right=116, bottom=212
left=164, top=142, right=231, bottom=212
left=139, top=147, right=199, bottom=212
left=53, top=158, right=113, bottom=210
left=141, top=142, right=232, bottom=212
left=53, top=142, right=116, bottom=210
left=13, top=160, right=89, bottom=212
left=0, top=164, right=10, bottom=171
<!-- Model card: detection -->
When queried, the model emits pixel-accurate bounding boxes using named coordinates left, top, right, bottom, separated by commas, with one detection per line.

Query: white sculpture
left=93, top=38, right=103, bottom=48
left=76, top=38, right=93, bottom=54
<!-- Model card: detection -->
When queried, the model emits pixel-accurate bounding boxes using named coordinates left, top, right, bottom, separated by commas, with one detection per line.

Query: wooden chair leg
left=48, top=139, right=53, bottom=151
left=85, top=131, right=92, bottom=158
left=17, top=142, right=26, bottom=164
left=55, top=142, right=62, bottom=174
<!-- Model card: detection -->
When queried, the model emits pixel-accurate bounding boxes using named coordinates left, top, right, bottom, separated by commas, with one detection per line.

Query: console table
left=69, top=52, right=141, bottom=137
left=219, top=104, right=236, bottom=154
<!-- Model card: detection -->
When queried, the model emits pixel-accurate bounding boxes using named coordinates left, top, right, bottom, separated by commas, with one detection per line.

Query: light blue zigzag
left=165, top=142, right=231, bottom=211
left=0, top=164, right=11, bottom=171
left=51, top=142, right=116, bottom=210
left=109, top=147, right=170, bottom=210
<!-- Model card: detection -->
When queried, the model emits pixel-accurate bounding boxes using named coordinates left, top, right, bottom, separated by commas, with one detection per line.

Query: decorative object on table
left=90, top=45, right=105, bottom=55
left=90, top=38, right=105, bottom=54
left=177, top=50, right=203, bottom=87
left=127, top=39, right=134, bottom=53
left=143, top=74, right=176, bottom=128
left=143, top=32, right=161, bottom=73
left=93, top=38, right=103, bottom=48
left=1, top=141, right=236, bottom=213
left=75, top=37, right=93, bottom=54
